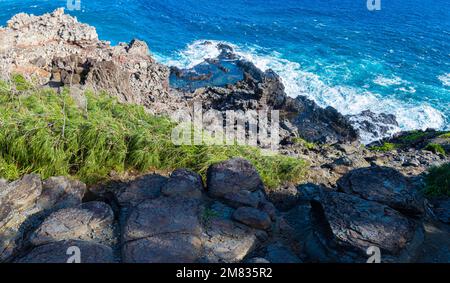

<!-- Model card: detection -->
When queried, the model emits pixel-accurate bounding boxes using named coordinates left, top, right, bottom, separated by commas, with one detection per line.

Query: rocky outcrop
left=0, top=8, right=170, bottom=110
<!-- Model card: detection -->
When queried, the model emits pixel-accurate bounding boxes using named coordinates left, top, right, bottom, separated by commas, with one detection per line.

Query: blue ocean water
left=1, top=0, right=449, bottom=137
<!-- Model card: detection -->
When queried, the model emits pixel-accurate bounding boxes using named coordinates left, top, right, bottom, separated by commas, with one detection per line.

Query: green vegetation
left=370, top=142, right=397, bottom=152
left=0, top=77, right=307, bottom=188
left=292, top=137, right=315, bottom=150
left=424, top=143, right=446, bottom=156
left=438, top=132, right=450, bottom=139
left=398, top=130, right=428, bottom=143
left=424, top=162, right=450, bottom=197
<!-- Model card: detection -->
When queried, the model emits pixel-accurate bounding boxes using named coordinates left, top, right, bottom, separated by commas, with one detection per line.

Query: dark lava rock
left=222, top=190, right=260, bottom=208
left=287, top=96, right=359, bottom=145
left=30, top=201, right=115, bottom=246
left=38, top=176, right=86, bottom=210
left=207, top=158, right=264, bottom=199
left=265, top=243, right=302, bottom=263
left=114, top=174, right=168, bottom=207
left=161, top=169, right=204, bottom=199
left=122, top=196, right=202, bottom=263
left=428, top=198, right=450, bottom=224
left=16, top=240, right=115, bottom=263
left=337, top=166, right=424, bottom=216
left=321, top=191, right=418, bottom=254
left=232, top=207, right=272, bottom=230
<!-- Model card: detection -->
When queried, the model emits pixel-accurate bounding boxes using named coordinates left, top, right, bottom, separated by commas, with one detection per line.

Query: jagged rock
left=114, top=174, right=167, bottom=207
left=347, top=110, right=399, bottom=145
left=321, top=191, right=418, bottom=255
left=246, top=257, right=270, bottom=263
left=161, top=169, right=203, bottom=199
left=337, top=166, right=424, bottom=215
left=15, top=240, right=115, bottom=263
left=122, top=196, right=202, bottom=263
left=0, top=9, right=169, bottom=106
left=207, top=158, right=264, bottom=198
left=29, top=201, right=115, bottom=246
left=232, top=207, right=272, bottom=230
left=200, top=218, right=258, bottom=263
left=288, top=96, right=358, bottom=144
left=37, top=176, right=86, bottom=210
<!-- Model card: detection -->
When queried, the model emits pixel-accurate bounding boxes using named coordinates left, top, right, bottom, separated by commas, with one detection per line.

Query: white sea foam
left=373, top=75, right=405, bottom=87
left=438, top=73, right=450, bottom=87
left=160, top=40, right=446, bottom=143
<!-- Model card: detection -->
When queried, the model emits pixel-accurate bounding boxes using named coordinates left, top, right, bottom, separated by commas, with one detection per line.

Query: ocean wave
left=438, top=73, right=450, bottom=87
left=159, top=40, right=446, bottom=143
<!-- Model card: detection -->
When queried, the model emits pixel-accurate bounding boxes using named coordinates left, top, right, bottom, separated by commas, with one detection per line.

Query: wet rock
left=337, top=166, right=424, bottom=215
left=161, top=169, right=203, bottom=199
left=30, top=201, right=115, bottom=246
left=16, top=240, right=115, bottom=263
left=288, top=96, right=358, bottom=145
left=232, top=207, right=272, bottom=230
left=207, top=158, right=264, bottom=199
left=347, top=110, right=399, bottom=145
left=321, top=191, right=418, bottom=254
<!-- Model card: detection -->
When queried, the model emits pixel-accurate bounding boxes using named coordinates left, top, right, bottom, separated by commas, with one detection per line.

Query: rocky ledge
left=0, top=9, right=449, bottom=263
left=1, top=158, right=449, bottom=263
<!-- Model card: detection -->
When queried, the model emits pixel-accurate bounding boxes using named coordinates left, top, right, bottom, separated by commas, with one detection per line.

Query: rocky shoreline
left=0, top=9, right=449, bottom=263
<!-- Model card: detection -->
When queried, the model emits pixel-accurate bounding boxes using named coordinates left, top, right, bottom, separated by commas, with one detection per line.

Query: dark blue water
left=1, top=0, right=449, bottom=138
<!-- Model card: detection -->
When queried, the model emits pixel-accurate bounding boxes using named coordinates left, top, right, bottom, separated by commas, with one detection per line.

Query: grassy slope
left=0, top=77, right=307, bottom=188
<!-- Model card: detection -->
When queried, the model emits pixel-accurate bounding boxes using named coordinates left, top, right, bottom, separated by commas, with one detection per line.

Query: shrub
left=424, top=143, right=446, bottom=155
left=0, top=80, right=307, bottom=188
left=424, top=163, right=450, bottom=197
left=370, top=142, right=397, bottom=152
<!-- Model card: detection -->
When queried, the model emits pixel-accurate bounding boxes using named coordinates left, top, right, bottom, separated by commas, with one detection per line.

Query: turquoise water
left=1, top=0, right=449, bottom=135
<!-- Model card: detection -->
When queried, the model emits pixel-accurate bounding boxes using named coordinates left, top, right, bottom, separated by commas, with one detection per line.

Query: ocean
left=1, top=0, right=449, bottom=141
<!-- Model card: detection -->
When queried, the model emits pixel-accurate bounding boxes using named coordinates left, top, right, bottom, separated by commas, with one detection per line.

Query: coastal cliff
left=0, top=9, right=449, bottom=263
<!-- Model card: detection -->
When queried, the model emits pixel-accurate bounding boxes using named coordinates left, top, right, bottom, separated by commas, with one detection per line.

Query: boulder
left=37, top=176, right=86, bottom=210
left=161, top=169, right=203, bottom=199
left=321, top=191, right=418, bottom=255
left=222, top=190, right=260, bottom=208
left=122, top=196, right=202, bottom=263
left=16, top=240, right=114, bottom=263
left=429, top=198, right=450, bottom=224
left=29, top=201, right=115, bottom=246
left=337, top=166, right=424, bottom=215
left=232, top=207, right=272, bottom=230
left=207, top=158, right=264, bottom=198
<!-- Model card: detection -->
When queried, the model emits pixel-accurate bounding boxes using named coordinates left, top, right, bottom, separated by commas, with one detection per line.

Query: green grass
left=370, top=142, right=397, bottom=152
left=292, top=137, right=316, bottom=150
left=0, top=78, right=307, bottom=188
left=424, top=162, right=450, bottom=197
left=424, top=143, right=446, bottom=156
left=398, top=130, right=429, bottom=143
left=438, top=132, right=450, bottom=139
